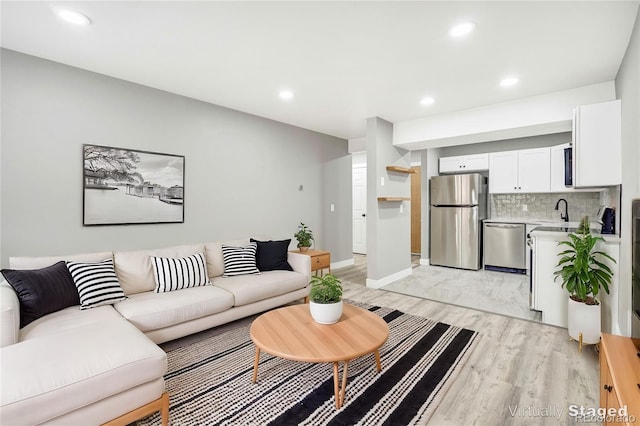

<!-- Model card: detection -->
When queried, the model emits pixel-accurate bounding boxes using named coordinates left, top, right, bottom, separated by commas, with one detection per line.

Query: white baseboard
left=419, top=258, right=430, bottom=266
left=331, top=258, right=355, bottom=270
left=366, top=267, right=412, bottom=289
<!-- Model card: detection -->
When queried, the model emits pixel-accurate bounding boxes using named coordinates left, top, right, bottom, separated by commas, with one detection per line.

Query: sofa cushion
left=222, top=243, right=260, bottom=277
left=151, top=252, right=210, bottom=293
left=250, top=238, right=293, bottom=272
left=113, top=285, right=235, bottom=332
left=67, top=259, right=128, bottom=309
left=114, top=244, right=205, bottom=295
left=1, top=261, right=80, bottom=328
left=0, top=307, right=166, bottom=426
left=212, top=270, right=308, bottom=306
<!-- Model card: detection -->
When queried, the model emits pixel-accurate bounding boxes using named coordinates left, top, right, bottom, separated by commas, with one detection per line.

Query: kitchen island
left=529, top=227, right=620, bottom=332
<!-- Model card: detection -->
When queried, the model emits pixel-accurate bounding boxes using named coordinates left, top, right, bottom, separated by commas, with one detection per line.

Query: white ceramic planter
left=309, top=300, right=343, bottom=324
left=567, top=298, right=601, bottom=344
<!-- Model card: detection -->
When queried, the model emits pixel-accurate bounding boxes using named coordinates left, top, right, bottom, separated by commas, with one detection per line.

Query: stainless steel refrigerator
left=430, top=173, right=487, bottom=270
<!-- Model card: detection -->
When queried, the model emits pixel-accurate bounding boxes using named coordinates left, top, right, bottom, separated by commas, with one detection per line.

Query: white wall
left=0, top=49, right=352, bottom=266
left=615, top=6, right=640, bottom=337
left=394, top=82, right=616, bottom=150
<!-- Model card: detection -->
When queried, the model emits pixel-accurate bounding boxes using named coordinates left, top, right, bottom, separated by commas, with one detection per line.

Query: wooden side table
left=291, top=249, right=331, bottom=276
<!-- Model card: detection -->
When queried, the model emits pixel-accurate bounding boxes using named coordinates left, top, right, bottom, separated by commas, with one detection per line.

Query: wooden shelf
left=377, top=197, right=411, bottom=202
left=386, top=166, right=415, bottom=174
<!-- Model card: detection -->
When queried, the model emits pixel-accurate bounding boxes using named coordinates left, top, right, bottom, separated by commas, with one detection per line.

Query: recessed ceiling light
left=420, top=97, right=435, bottom=106
left=56, top=9, right=91, bottom=26
left=449, top=22, right=475, bottom=38
left=279, top=90, right=294, bottom=100
left=500, top=77, right=520, bottom=88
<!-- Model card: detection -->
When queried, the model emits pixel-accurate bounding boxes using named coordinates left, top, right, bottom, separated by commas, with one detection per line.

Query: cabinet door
left=518, top=148, right=550, bottom=193
left=574, top=100, right=621, bottom=187
left=488, top=151, right=518, bottom=193
left=461, top=154, right=489, bottom=172
left=439, top=157, right=460, bottom=173
left=550, top=144, right=571, bottom=192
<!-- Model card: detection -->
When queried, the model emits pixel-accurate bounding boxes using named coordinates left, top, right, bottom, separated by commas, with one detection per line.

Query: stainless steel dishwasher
left=483, top=222, right=526, bottom=274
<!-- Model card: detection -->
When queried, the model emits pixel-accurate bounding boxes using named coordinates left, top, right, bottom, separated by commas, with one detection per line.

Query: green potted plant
left=294, top=222, right=314, bottom=252
left=554, top=216, right=616, bottom=349
left=308, top=274, right=343, bottom=324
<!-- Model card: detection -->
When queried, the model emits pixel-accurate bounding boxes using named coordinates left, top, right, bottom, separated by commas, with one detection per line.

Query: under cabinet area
left=488, top=147, right=550, bottom=194
left=439, top=154, right=489, bottom=174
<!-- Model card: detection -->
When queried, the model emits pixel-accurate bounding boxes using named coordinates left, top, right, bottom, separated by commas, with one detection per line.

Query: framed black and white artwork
left=83, top=144, right=185, bottom=226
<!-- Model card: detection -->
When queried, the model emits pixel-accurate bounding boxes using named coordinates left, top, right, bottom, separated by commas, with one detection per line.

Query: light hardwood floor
left=163, top=269, right=599, bottom=425
left=333, top=255, right=599, bottom=425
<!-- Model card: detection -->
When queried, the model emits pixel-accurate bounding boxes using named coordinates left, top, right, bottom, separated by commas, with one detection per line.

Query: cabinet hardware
left=603, top=384, right=613, bottom=392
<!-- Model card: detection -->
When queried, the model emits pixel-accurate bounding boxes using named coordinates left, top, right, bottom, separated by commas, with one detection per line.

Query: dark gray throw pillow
left=2, top=261, right=80, bottom=328
left=250, top=238, right=293, bottom=272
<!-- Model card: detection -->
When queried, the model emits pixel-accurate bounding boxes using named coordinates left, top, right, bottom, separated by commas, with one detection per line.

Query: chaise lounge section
left=1, top=238, right=311, bottom=425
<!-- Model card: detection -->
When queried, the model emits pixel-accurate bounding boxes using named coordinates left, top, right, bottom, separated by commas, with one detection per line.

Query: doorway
left=411, top=166, right=421, bottom=255
left=352, top=164, right=367, bottom=254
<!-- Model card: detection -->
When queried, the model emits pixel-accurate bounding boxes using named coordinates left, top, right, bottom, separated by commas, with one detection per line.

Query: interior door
left=352, top=165, right=367, bottom=254
left=411, top=166, right=421, bottom=254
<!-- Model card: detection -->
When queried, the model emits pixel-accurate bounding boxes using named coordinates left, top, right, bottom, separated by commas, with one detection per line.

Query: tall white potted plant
left=554, top=216, right=616, bottom=352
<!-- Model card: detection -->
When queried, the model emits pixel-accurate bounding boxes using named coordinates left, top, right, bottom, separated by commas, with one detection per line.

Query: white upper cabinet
left=439, top=153, right=489, bottom=174
left=489, top=148, right=550, bottom=193
left=550, top=143, right=572, bottom=192
left=573, top=100, right=621, bottom=187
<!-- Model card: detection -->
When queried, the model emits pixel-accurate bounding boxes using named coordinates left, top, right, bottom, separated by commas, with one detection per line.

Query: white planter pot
left=309, top=300, right=343, bottom=324
left=567, top=298, right=601, bottom=345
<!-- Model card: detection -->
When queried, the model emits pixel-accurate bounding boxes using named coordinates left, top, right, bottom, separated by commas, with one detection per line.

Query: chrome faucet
left=554, top=198, right=569, bottom=222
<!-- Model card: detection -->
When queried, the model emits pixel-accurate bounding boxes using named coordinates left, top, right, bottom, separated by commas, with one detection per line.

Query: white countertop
left=485, top=218, right=621, bottom=243
left=484, top=217, right=582, bottom=227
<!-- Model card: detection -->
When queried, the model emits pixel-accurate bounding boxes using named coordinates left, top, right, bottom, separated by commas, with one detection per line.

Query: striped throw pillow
left=222, top=243, right=260, bottom=277
left=151, top=252, right=210, bottom=293
left=66, top=259, right=127, bottom=309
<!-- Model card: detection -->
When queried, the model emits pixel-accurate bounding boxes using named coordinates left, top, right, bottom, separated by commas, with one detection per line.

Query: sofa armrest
left=0, top=281, right=20, bottom=347
left=287, top=252, right=311, bottom=281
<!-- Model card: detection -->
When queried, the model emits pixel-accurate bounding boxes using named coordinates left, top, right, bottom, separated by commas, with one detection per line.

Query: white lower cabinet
left=489, top=148, right=550, bottom=194
left=532, top=232, right=619, bottom=330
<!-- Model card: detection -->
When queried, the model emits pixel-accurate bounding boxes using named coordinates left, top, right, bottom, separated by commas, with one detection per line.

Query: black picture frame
left=83, top=144, right=185, bottom=226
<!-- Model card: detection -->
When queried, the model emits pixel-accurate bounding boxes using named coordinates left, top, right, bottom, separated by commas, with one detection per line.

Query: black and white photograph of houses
left=83, top=144, right=184, bottom=225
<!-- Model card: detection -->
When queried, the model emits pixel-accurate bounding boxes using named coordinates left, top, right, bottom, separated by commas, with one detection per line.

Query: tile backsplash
left=490, top=192, right=602, bottom=222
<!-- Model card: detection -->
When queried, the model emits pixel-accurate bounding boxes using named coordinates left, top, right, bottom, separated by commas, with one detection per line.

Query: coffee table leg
left=252, top=347, right=260, bottom=383
left=333, top=362, right=340, bottom=408
left=339, top=361, right=349, bottom=407
left=374, top=350, right=382, bottom=372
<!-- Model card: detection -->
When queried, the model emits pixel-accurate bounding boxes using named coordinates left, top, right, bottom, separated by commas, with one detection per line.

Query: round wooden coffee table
left=250, top=303, right=389, bottom=408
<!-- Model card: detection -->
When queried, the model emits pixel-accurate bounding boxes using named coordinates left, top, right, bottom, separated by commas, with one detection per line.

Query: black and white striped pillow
left=151, top=252, right=210, bottom=293
left=222, top=243, right=261, bottom=277
left=66, top=258, right=127, bottom=309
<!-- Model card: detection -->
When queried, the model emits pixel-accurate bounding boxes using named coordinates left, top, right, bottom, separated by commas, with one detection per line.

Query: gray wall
left=366, top=117, right=411, bottom=283
left=615, top=6, right=640, bottom=337
left=0, top=49, right=351, bottom=266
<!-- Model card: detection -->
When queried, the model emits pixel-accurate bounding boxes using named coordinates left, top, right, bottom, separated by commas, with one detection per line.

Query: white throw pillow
left=222, top=243, right=261, bottom=277
left=66, top=259, right=127, bottom=309
left=151, top=252, right=210, bottom=293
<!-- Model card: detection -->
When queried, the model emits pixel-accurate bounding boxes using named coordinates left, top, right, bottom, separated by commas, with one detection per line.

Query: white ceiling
left=1, top=1, right=638, bottom=140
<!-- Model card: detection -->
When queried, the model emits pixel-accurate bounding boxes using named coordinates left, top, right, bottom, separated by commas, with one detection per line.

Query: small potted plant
left=294, top=222, right=314, bottom=252
left=554, top=216, right=616, bottom=349
left=308, top=274, right=343, bottom=324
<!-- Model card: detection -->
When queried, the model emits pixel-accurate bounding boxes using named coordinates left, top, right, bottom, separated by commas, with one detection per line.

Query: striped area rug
left=138, top=302, right=479, bottom=426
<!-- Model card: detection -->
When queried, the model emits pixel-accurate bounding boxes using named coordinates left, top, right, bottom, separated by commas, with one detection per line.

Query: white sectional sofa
left=0, top=239, right=311, bottom=425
